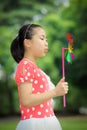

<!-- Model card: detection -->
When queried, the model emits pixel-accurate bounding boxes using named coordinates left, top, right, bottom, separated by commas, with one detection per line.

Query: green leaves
left=0, top=0, right=87, bottom=114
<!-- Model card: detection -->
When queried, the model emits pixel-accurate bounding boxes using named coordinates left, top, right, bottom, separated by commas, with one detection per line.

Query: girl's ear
left=24, top=39, right=31, bottom=48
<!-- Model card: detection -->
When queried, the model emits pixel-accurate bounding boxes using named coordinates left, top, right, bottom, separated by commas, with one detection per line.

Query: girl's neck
left=23, top=55, right=37, bottom=65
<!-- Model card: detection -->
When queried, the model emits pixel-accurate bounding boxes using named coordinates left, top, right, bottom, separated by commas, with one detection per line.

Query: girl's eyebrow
left=39, top=34, right=47, bottom=38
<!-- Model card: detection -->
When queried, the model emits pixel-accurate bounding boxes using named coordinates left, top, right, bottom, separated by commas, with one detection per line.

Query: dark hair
left=10, top=24, right=42, bottom=63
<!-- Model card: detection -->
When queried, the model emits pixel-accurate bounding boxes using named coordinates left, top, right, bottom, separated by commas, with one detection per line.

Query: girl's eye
left=40, top=37, right=47, bottom=41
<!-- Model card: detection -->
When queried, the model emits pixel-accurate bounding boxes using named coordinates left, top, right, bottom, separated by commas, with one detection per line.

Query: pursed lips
left=44, top=47, right=48, bottom=52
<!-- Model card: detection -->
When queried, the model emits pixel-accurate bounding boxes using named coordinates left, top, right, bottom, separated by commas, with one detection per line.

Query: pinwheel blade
left=67, top=32, right=73, bottom=45
left=66, top=51, right=72, bottom=64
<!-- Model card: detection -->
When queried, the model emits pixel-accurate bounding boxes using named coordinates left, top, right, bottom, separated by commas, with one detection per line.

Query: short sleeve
left=15, top=60, right=34, bottom=86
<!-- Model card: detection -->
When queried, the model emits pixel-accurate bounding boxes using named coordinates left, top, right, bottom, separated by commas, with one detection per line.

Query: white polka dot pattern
left=32, top=107, right=35, bottom=111
left=27, top=109, right=30, bottom=113
left=40, top=85, right=44, bottom=88
left=38, top=111, right=42, bottom=115
left=40, top=104, right=44, bottom=108
left=15, top=59, right=54, bottom=120
left=34, top=80, right=38, bottom=84
left=21, top=110, right=24, bottom=114
left=20, top=78, right=24, bottom=83
left=27, top=72, right=30, bottom=76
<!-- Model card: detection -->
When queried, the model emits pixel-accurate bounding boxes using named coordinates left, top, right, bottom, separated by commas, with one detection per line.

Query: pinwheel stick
left=62, top=47, right=68, bottom=107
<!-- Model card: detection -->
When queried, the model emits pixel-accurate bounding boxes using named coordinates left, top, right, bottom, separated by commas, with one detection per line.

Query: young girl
left=10, top=24, right=68, bottom=130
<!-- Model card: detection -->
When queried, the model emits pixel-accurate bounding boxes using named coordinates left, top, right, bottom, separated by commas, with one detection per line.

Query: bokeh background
left=0, top=0, right=87, bottom=129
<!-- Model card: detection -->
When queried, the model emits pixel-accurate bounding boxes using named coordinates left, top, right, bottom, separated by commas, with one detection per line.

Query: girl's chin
left=39, top=53, right=46, bottom=58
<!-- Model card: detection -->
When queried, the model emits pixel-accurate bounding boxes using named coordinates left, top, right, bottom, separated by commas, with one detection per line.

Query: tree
left=0, top=0, right=87, bottom=115
left=59, top=0, right=87, bottom=110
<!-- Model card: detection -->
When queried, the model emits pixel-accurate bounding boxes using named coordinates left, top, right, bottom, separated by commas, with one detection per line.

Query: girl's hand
left=54, top=77, right=69, bottom=97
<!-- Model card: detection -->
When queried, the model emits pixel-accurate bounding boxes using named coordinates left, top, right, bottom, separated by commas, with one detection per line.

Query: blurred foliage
left=0, top=0, right=87, bottom=116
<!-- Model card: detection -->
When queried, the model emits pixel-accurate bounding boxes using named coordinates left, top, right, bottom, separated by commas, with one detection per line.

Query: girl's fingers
left=60, top=77, right=65, bottom=82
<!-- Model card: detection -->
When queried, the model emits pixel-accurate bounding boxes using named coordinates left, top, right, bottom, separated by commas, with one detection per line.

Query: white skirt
left=16, top=116, right=62, bottom=130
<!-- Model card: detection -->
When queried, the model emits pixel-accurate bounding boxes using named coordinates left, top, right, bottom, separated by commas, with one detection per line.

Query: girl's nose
left=45, top=41, right=48, bottom=46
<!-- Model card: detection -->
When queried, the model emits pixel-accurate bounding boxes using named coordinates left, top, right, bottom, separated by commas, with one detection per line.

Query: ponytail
left=10, top=36, right=24, bottom=63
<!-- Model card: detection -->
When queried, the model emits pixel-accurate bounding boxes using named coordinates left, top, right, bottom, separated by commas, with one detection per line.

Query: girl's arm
left=19, top=77, right=68, bottom=107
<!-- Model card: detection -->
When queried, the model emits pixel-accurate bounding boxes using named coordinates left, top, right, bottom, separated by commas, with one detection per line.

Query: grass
left=0, top=116, right=87, bottom=130
left=59, top=116, right=87, bottom=130
left=0, top=118, right=18, bottom=130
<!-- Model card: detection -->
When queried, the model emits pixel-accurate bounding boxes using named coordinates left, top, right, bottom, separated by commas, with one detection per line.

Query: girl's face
left=29, top=28, right=48, bottom=58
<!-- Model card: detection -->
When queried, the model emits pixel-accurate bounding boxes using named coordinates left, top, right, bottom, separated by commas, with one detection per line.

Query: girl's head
left=10, top=24, right=48, bottom=63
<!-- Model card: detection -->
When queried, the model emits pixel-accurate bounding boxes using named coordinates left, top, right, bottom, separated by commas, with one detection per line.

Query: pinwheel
left=66, top=33, right=74, bottom=64
left=62, top=33, right=74, bottom=107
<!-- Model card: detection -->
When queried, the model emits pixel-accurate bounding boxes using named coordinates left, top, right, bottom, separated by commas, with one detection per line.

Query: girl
left=10, top=24, right=68, bottom=130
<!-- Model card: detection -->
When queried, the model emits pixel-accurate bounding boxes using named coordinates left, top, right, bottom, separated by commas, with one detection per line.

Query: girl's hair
left=10, top=24, right=42, bottom=63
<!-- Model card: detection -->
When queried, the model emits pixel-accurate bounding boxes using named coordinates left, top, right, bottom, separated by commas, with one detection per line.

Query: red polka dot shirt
left=15, top=59, right=55, bottom=120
